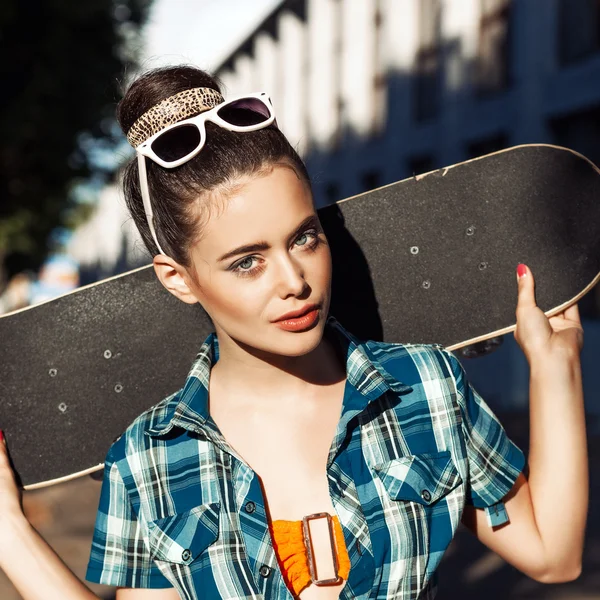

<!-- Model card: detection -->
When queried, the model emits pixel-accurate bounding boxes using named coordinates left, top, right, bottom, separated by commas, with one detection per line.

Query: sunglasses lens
left=150, top=124, right=201, bottom=162
left=217, top=98, right=271, bottom=127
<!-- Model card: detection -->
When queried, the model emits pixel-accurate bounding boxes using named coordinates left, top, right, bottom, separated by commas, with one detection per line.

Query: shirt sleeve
left=85, top=448, right=173, bottom=588
left=442, top=349, right=526, bottom=526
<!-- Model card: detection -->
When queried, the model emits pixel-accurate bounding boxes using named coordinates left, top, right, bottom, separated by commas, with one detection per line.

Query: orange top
left=270, top=516, right=350, bottom=597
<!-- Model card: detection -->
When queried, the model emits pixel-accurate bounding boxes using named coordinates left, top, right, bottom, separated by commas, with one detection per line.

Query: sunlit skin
left=152, top=163, right=349, bottom=600
left=155, top=163, right=341, bottom=381
left=0, top=164, right=587, bottom=600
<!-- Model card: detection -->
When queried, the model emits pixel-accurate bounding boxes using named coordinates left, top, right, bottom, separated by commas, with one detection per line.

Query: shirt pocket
left=146, top=502, right=220, bottom=566
left=373, top=450, right=462, bottom=506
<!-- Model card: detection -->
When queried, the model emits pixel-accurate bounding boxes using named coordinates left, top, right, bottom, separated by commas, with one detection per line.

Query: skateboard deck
left=1, top=144, right=599, bottom=488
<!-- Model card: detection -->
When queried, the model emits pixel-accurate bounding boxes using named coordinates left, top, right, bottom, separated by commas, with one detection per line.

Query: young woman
left=0, top=66, right=587, bottom=600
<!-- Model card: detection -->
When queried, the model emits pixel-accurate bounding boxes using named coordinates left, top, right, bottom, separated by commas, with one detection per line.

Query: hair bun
left=117, top=66, right=222, bottom=136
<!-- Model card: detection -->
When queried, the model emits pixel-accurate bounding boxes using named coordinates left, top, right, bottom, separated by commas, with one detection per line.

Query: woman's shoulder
left=361, top=337, right=458, bottom=382
left=106, top=388, right=183, bottom=462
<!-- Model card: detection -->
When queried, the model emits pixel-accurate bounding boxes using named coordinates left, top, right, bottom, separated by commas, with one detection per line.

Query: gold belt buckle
left=301, top=512, right=343, bottom=586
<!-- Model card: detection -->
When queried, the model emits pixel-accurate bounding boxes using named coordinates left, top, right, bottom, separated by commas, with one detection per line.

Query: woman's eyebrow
left=218, top=241, right=270, bottom=263
left=288, top=214, right=319, bottom=243
left=217, top=214, right=319, bottom=263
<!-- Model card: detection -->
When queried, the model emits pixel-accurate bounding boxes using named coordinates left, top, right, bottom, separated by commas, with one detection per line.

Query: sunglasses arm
left=137, top=152, right=168, bottom=257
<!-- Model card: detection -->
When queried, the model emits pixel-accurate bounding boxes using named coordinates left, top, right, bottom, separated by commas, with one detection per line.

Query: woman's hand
left=0, top=430, right=101, bottom=598
left=514, top=263, right=584, bottom=363
left=498, top=263, right=588, bottom=581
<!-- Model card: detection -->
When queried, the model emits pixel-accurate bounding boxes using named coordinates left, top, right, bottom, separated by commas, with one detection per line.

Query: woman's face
left=174, top=164, right=332, bottom=358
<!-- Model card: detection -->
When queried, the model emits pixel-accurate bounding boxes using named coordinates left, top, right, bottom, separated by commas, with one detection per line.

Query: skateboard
left=1, top=144, right=599, bottom=488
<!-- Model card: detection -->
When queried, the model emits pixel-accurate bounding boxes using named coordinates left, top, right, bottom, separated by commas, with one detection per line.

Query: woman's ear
left=152, top=255, right=200, bottom=305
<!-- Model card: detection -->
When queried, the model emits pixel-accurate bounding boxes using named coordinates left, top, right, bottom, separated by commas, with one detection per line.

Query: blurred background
left=1, top=0, right=599, bottom=597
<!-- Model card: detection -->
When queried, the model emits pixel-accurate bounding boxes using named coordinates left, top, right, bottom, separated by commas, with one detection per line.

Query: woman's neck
left=210, top=330, right=345, bottom=402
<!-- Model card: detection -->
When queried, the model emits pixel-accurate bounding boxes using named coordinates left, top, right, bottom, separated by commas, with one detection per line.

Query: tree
left=0, top=0, right=152, bottom=286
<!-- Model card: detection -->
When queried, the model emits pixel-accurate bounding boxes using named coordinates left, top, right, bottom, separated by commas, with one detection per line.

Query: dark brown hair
left=117, top=66, right=311, bottom=269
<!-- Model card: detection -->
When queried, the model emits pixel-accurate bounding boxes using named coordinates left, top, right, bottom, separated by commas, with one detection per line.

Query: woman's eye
left=296, top=233, right=309, bottom=246
left=231, top=256, right=264, bottom=278
left=295, top=229, right=319, bottom=248
left=238, top=257, right=254, bottom=270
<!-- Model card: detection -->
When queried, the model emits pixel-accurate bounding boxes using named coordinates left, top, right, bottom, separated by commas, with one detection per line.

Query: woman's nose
left=276, top=255, right=307, bottom=298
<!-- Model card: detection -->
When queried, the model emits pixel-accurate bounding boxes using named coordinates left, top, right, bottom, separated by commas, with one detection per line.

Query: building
left=215, top=0, right=600, bottom=414
left=66, top=183, right=148, bottom=285
left=216, top=0, right=600, bottom=204
left=58, top=0, right=600, bottom=413
left=215, top=0, right=600, bottom=319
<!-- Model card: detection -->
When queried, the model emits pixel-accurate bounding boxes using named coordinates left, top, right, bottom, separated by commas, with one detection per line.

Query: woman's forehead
left=196, top=166, right=315, bottom=257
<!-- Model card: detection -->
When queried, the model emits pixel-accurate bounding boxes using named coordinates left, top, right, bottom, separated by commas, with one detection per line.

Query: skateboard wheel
left=89, top=470, right=104, bottom=481
left=48, top=368, right=57, bottom=377
left=58, top=403, right=67, bottom=413
left=104, top=350, right=112, bottom=359
left=459, top=336, right=504, bottom=359
left=114, top=384, right=123, bottom=393
left=422, top=280, right=431, bottom=290
left=410, top=246, right=419, bottom=255
left=466, top=226, right=476, bottom=236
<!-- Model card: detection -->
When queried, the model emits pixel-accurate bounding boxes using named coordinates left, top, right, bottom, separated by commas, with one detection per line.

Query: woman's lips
left=273, top=308, right=320, bottom=332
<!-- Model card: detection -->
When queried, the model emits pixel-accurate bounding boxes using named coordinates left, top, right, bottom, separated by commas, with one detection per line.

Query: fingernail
left=517, top=264, right=527, bottom=278
left=0, top=430, right=4, bottom=443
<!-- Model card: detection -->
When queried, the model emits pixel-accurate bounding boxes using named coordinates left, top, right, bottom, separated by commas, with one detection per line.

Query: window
left=372, top=1, right=387, bottom=134
left=332, top=0, right=344, bottom=149
left=325, top=182, right=341, bottom=205
left=360, top=171, right=381, bottom=193
left=550, top=105, right=600, bottom=318
left=475, top=0, right=512, bottom=96
left=550, top=105, right=600, bottom=166
left=467, top=133, right=508, bottom=159
left=413, top=0, right=442, bottom=122
left=558, top=0, right=600, bottom=64
left=408, top=155, right=436, bottom=178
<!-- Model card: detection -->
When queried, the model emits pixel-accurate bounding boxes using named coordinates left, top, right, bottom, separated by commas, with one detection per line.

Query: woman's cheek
left=312, top=244, right=332, bottom=286
left=217, top=275, right=270, bottom=316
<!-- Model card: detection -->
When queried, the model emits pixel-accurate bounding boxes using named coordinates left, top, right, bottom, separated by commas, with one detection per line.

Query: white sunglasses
left=136, top=92, right=276, bottom=255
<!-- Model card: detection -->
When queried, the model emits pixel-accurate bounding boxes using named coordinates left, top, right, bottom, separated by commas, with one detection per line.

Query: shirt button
left=421, top=489, right=432, bottom=503
left=259, top=565, right=272, bottom=578
left=244, top=501, right=256, bottom=513
left=181, top=549, right=192, bottom=561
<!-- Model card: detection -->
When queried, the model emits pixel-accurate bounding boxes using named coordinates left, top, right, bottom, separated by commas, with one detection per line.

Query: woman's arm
left=461, top=264, right=588, bottom=582
left=116, top=588, right=180, bottom=599
left=0, top=515, right=99, bottom=599
left=0, top=431, right=99, bottom=599
left=0, top=434, right=178, bottom=599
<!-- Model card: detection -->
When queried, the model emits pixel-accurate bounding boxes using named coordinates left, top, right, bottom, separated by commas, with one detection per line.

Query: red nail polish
left=517, top=264, right=527, bottom=278
left=0, top=431, right=4, bottom=442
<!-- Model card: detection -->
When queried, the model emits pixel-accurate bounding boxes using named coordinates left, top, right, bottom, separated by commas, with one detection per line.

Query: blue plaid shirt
left=86, top=316, right=525, bottom=599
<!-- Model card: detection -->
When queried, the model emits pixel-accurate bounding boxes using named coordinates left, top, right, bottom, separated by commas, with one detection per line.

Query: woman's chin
left=268, top=320, right=326, bottom=357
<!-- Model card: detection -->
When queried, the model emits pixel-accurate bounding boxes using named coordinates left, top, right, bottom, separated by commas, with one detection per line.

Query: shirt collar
left=145, top=329, right=218, bottom=437
left=327, top=316, right=412, bottom=399
left=146, top=315, right=411, bottom=438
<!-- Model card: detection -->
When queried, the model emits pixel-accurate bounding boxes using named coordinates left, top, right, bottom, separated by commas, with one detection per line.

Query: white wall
left=66, top=184, right=148, bottom=279
left=339, top=0, right=377, bottom=137
left=306, top=0, right=339, bottom=148
left=279, top=9, right=308, bottom=153
left=254, top=32, right=280, bottom=104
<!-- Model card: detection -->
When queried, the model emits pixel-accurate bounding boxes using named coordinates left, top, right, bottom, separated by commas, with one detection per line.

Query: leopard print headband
left=126, top=87, right=225, bottom=148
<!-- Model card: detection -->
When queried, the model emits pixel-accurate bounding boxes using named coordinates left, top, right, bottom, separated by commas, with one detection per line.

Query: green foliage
left=0, top=0, right=152, bottom=278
